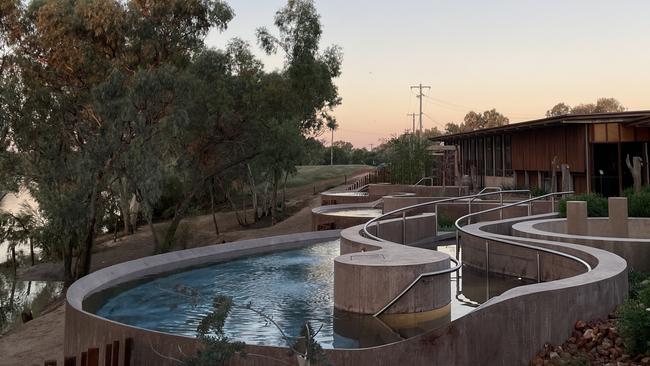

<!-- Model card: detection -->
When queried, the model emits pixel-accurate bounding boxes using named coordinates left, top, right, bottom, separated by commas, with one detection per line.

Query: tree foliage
left=0, top=0, right=342, bottom=280
left=443, top=109, right=509, bottom=134
left=547, top=98, right=626, bottom=117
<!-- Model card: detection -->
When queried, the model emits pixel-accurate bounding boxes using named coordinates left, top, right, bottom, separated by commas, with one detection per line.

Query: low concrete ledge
left=335, top=214, right=450, bottom=315
left=512, top=217, right=650, bottom=272
left=382, top=196, right=555, bottom=223
left=65, top=231, right=341, bottom=365
left=367, top=184, right=468, bottom=198
left=320, top=190, right=375, bottom=205
left=325, top=240, right=627, bottom=365
left=311, top=201, right=382, bottom=230
left=65, top=220, right=629, bottom=366
left=460, top=214, right=597, bottom=281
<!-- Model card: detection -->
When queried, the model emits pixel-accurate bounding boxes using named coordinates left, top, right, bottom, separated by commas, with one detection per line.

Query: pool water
left=325, top=209, right=382, bottom=218
left=92, top=241, right=530, bottom=349
left=327, top=192, right=369, bottom=197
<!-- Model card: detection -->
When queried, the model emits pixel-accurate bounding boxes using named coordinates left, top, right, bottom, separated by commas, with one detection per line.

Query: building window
left=476, top=138, right=485, bottom=176
left=485, top=136, right=493, bottom=176
left=504, top=135, right=512, bottom=177
left=495, top=136, right=503, bottom=176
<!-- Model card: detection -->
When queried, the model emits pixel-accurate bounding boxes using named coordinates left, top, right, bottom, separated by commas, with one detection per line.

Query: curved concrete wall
left=65, top=220, right=629, bottom=365
left=512, top=217, right=650, bottom=272
left=320, top=191, right=375, bottom=205
left=382, top=196, right=556, bottom=222
left=334, top=214, right=449, bottom=315
left=367, top=184, right=468, bottom=198
left=311, top=202, right=381, bottom=231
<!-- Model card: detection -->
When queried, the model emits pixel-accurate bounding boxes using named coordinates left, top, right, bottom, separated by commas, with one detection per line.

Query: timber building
left=430, top=111, right=650, bottom=196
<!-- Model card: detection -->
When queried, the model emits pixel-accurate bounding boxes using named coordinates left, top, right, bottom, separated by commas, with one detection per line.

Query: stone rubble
left=531, top=315, right=650, bottom=366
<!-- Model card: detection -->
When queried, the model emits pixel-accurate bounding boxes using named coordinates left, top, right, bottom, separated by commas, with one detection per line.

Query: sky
left=206, top=0, right=650, bottom=148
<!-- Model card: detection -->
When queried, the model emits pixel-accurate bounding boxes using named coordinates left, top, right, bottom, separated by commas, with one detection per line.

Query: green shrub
left=529, top=187, right=549, bottom=197
left=558, top=193, right=608, bottom=218
left=623, top=188, right=650, bottom=217
left=619, top=283, right=650, bottom=356
left=437, top=214, right=454, bottom=231
left=629, top=271, right=650, bottom=300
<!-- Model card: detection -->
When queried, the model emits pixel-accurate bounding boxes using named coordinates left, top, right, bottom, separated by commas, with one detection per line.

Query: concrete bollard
left=566, top=201, right=588, bottom=236
left=608, top=197, right=629, bottom=238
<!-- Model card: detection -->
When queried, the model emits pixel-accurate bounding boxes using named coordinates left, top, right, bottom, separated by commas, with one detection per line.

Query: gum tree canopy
left=0, top=0, right=341, bottom=282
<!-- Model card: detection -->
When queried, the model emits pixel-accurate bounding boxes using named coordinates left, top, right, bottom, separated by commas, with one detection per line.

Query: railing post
left=468, top=200, right=472, bottom=224
left=551, top=195, right=555, bottom=213
left=528, top=193, right=532, bottom=216
left=434, top=204, right=438, bottom=231
left=537, top=252, right=541, bottom=283
left=455, top=229, right=460, bottom=259
left=376, top=220, right=380, bottom=237
left=485, top=241, right=489, bottom=274
left=402, top=212, right=406, bottom=244
left=499, top=192, right=504, bottom=220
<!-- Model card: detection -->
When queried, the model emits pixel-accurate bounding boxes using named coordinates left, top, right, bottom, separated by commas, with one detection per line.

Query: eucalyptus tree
left=0, top=0, right=235, bottom=281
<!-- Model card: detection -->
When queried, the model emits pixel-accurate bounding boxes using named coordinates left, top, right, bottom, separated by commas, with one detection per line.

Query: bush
left=619, top=282, right=650, bottom=356
left=623, top=187, right=650, bottom=217
left=530, top=187, right=549, bottom=198
left=437, top=214, right=454, bottom=231
left=558, top=193, right=608, bottom=218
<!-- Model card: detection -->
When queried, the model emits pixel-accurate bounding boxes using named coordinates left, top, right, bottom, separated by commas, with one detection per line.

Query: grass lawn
left=285, top=165, right=373, bottom=188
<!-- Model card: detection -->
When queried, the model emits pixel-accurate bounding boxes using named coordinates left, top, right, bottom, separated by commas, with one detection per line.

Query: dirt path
left=0, top=170, right=369, bottom=366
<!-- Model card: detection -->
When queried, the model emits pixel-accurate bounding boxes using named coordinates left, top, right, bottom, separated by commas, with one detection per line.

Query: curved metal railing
left=363, top=189, right=530, bottom=243
left=454, top=191, right=593, bottom=283
left=364, top=189, right=531, bottom=317
left=414, top=177, right=434, bottom=186
left=372, top=256, right=461, bottom=317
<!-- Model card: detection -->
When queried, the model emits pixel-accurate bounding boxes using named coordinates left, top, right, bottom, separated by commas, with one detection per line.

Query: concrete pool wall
left=334, top=214, right=448, bottom=316
left=65, top=218, right=628, bottom=365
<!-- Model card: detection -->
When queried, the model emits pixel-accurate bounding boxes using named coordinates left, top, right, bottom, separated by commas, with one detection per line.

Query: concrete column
left=566, top=201, right=588, bottom=236
left=608, top=197, right=629, bottom=238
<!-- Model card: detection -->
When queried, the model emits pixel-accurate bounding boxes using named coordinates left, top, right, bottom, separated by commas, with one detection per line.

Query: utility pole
left=407, top=113, right=417, bottom=134
left=410, top=83, right=431, bottom=134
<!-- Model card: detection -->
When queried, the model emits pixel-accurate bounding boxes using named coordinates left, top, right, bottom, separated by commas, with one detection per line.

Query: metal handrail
left=365, top=189, right=530, bottom=317
left=414, top=177, right=434, bottom=186
left=454, top=191, right=593, bottom=283
left=362, top=189, right=530, bottom=243
left=373, top=256, right=461, bottom=317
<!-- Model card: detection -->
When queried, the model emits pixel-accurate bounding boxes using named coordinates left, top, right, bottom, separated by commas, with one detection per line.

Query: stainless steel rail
left=365, top=189, right=531, bottom=317
left=373, top=256, right=461, bottom=317
left=454, top=191, right=593, bottom=284
left=414, top=177, right=434, bottom=186
left=363, top=189, right=530, bottom=244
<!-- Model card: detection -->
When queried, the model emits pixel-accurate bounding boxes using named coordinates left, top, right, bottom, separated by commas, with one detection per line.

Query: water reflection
left=91, top=241, right=532, bottom=349
left=0, top=268, right=63, bottom=335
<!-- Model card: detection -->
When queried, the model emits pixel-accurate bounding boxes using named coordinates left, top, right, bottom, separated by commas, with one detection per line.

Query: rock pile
left=531, top=317, right=650, bottom=366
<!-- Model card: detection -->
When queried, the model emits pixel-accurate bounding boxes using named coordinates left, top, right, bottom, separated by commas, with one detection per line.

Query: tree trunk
left=282, top=171, right=289, bottom=213
left=63, top=237, right=73, bottom=286
left=160, top=190, right=196, bottom=253
left=271, top=173, right=279, bottom=225
left=246, top=164, right=258, bottom=222
left=10, top=245, right=17, bottom=271
left=78, top=179, right=100, bottom=279
left=29, top=238, right=34, bottom=266
left=148, top=214, right=160, bottom=253
left=330, top=129, right=334, bottom=165
left=209, top=178, right=219, bottom=235
left=118, top=178, right=131, bottom=235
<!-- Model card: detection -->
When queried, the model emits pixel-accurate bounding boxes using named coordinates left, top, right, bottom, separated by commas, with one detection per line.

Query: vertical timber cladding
left=511, top=125, right=586, bottom=173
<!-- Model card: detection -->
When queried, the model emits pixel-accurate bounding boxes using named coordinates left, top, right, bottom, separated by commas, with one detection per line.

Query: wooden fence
left=46, top=338, right=132, bottom=366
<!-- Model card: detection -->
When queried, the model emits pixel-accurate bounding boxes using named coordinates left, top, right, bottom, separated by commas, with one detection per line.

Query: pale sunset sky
left=206, top=0, right=650, bottom=148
